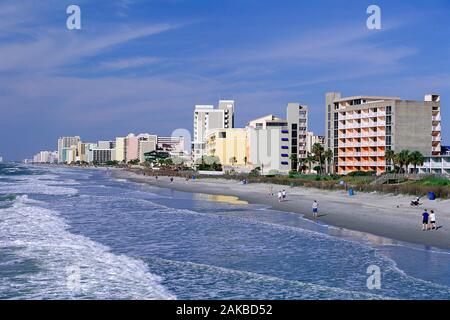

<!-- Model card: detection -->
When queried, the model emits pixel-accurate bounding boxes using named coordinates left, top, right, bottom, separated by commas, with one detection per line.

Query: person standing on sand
left=282, top=190, right=287, bottom=201
left=170, top=177, right=174, bottom=183
left=422, top=209, right=429, bottom=231
left=312, top=200, right=319, bottom=220
left=277, top=191, right=282, bottom=202
left=430, top=210, right=437, bottom=230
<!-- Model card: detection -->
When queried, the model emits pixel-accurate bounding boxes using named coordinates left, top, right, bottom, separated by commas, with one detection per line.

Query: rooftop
left=334, top=96, right=401, bottom=103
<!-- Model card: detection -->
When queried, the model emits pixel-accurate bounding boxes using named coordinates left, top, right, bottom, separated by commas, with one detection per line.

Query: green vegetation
left=347, top=171, right=376, bottom=177
left=416, top=177, right=450, bottom=187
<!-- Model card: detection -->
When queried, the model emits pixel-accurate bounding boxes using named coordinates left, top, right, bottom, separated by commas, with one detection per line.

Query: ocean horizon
left=1, top=162, right=449, bottom=300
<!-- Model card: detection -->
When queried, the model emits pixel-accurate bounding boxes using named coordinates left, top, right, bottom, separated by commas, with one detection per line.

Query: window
left=386, top=126, right=392, bottom=135
left=219, top=132, right=226, bottom=138
left=386, top=116, right=392, bottom=125
left=386, top=106, right=392, bottom=114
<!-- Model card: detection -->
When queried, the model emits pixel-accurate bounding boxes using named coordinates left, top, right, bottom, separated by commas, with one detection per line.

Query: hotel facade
left=325, top=93, right=441, bottom=175
left=192, top=100, right=235, bottom=161
left=205, top=128, right=248, bottom=167
left=286, top=103, right=308, bottom=166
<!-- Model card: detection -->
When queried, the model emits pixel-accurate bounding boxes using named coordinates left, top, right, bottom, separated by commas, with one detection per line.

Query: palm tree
left=312, top=143, right=325, bottom=175
left=298, top=157, right=306, bottom=174
left=306, top=153, right=315, bottom=174
left=385, top=149, right=396, bottom=172
left=324, top=149, right=333, bottom=175
left=409, top=151, right=424, bottom=174
left=396, top=150, right=411, bottom=173
left=290, top=153, right=298, bottom=172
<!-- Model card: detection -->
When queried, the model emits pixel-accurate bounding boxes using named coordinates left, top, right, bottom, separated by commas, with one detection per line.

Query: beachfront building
left=57, top=136, right=81, bottom=163
left=325, top=93, right=442, bottom=175
left=122, top=133, right=157, bottom=163
left=205, top=128, right=249, bottom=168
left=84, top=142, right=116, bottom=164
left=192, top=100, right=235, bottom=161
left=306, top=132, right=325, bottom=154
left=415, top=156, right=450, bottom=175
left=115, top=137, right=126, bottom=163
left=138, top=135, right=157, bottom=163
left=157, top=136, right=186, bottom=156
left=286, top=103, right=308, bottom=169
left=33, top=151, right=58, bottom=163
left=247, top=115, right=291, bottom=174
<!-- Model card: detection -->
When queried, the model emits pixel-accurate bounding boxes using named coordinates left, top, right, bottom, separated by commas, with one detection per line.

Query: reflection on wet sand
left=193, top=193, right=248, bottom=205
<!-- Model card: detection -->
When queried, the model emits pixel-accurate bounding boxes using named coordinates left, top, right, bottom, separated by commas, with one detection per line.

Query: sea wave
left=0, top=195, right=175, bottom=300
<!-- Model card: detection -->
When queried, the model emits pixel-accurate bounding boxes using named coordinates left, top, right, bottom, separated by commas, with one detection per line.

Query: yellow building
left=205, top=128, right=249, bottom=167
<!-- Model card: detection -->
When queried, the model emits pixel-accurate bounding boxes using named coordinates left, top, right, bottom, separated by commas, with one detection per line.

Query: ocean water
left=0, top=163, right=449, bottom=300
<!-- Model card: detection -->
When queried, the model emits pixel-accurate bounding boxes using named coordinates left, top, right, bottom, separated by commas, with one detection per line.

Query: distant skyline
left=1, top=0, right=450, bottom=160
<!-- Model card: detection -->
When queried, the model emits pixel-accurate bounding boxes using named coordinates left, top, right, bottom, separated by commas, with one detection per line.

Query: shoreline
left=113, top=169, right=450, bottom=251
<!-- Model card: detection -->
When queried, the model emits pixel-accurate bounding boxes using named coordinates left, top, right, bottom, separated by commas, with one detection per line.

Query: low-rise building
left=416, top=156, right=450, bottom=175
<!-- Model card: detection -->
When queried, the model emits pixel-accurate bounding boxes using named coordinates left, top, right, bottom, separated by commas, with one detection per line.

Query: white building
left=306, top=132, right=325, bottom=154
left=57, top=136, right=81, bottom=163
left=193, top=100, right=235, bottom=161
left=85, top=142, right=116, bottom=164
left=287, top=103, right=308, bottom=166
left=33, top=150, right=58, bottom=163
left=416, top=156, right=450, bottom=175
left=247, top=115, right=291, bottom=174
left=157, top=136, right=185, bottom=156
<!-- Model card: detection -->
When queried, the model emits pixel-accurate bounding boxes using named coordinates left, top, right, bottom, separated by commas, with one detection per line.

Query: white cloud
left=97, top=56, right=158, bottom=71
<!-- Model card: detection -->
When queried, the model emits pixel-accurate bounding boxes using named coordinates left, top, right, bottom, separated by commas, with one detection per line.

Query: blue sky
left=1, top=0, right=450, bottom=160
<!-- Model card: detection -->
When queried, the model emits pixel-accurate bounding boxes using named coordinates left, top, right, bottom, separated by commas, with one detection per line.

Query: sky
left=1, top=0, right=450, bottom=160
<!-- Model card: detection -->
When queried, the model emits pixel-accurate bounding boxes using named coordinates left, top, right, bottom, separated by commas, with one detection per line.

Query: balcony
left=433, top=125, right=442, bottom=132
left=432, top=136, right=442, bottom=142
left=432, top=116, right=441, bottom=121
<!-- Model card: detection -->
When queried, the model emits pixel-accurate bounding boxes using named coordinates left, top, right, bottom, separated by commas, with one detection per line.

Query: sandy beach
left=113, top=170, right=450, bottom=250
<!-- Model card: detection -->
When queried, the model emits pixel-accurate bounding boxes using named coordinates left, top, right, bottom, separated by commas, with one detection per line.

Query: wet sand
left=113, top=170, right=450, bottom=250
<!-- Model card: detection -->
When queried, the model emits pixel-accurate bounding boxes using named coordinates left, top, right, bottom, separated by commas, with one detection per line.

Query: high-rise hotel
left=325, top=93, right=441, bottom=175
left=192, top=100, right=235, bottom=161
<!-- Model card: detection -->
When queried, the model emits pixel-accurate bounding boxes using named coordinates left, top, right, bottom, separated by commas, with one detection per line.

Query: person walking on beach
left=282, top=190, right=287, bottom=201
left=312, top=200, right=319, bottom=220
left=422, top=209, right=429, bottom=231
left=170, top=177, right=174, bottom=183
left=277, top=191, right=282, bottom=202
left=430, top=210, right=437, bottom=230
